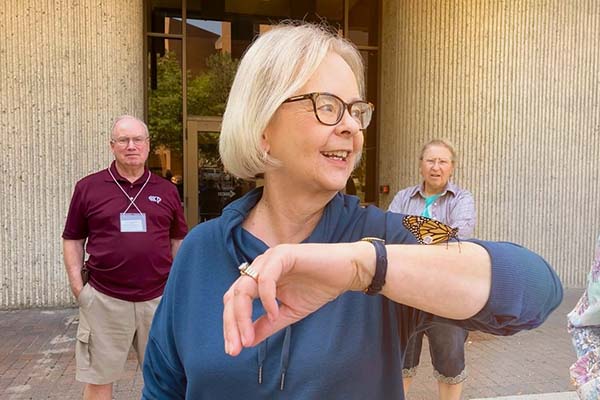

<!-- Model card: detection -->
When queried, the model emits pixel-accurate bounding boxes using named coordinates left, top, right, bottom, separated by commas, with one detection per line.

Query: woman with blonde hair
left=142, top=22, right=562, bottom=400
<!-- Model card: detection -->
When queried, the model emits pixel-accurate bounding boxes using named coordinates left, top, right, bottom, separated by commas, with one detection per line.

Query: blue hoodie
left=142, top=188, right=563, bottom=399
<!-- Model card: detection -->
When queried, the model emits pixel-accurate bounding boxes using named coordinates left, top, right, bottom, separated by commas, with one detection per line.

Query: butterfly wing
left=402, top=215, right=427, bottom=244
left=402, top=215, right=458, bottom=245
left=418, top=218, right=458, bottom=245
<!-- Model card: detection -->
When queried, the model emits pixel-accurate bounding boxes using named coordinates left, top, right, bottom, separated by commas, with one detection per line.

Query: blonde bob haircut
left=419, top=138, right=458, bottom=165
left=219, top=22, right=365, bottom=180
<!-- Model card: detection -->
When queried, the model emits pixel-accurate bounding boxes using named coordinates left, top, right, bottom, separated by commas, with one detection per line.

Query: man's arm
left=63, top=239, right=86, bottom=299
left=170, top=239, right=183, bottom=260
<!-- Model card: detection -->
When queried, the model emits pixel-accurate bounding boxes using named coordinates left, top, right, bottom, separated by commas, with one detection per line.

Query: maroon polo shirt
left=62, top=162, right=188, bottom=302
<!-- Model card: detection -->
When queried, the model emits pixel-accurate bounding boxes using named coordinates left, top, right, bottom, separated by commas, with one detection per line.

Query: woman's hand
left=222, top=242, right=375, bottom=356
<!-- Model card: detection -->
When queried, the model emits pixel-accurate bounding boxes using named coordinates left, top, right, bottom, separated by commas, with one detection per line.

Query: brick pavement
left=0, top=289, right=582, bottom=400
left=408, top=289, right=580, bottom=400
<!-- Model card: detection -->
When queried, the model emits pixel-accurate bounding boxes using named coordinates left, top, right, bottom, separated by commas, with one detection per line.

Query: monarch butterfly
left=402, top=215, right=459, bottom=245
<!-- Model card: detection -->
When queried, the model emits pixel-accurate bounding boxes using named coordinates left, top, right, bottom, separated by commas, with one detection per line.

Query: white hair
left=110, top=115, right=149, bottom=138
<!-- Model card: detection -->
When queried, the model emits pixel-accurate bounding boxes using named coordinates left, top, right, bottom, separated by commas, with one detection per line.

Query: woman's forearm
left=224, top=239, right=560, bottom=352
left=355, top=241, right=492, bottom=319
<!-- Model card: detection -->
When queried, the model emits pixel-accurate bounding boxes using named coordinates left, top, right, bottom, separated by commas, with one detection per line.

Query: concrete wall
left=1, top=0, right=598, bottom=307
left=0, top=0, right=144, bottom=308
left=380, top=0, right=600, bottom=287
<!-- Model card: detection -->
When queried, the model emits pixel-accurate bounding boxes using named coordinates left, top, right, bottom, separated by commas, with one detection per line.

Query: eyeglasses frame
left=110, top=137, right=149, bottom=147
left=282, top=92, right=374, bottom=130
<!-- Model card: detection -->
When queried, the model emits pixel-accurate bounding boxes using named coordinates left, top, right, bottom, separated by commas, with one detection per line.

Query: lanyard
left=107, top=167, right=151, bottom=214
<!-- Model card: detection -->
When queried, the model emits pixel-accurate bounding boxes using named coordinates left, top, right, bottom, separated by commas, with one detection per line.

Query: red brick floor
left=0, top=289, right=581, bottom=399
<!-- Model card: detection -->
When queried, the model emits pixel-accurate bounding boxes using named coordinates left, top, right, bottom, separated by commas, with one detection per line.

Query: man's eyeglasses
left=110, top=136, right=149, bottom=147
left=423, top=158, right=452, bottom=167
left=282, top=92, right=374, bottom=130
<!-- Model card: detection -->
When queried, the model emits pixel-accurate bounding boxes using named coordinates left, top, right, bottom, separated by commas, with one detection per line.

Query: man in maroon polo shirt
left=62, top=115, right=188, bottom=400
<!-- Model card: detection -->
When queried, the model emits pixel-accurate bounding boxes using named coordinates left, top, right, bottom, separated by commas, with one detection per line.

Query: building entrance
left=145, top=0, right=380, bottom=228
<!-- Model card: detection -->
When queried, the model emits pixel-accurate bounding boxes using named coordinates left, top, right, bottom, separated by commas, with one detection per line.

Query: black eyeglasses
left=282, top=92, right=374, bottom=130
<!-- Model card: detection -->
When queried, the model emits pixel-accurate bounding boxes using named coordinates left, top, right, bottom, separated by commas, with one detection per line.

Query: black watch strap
left=360, top=237, right=387, bottom=296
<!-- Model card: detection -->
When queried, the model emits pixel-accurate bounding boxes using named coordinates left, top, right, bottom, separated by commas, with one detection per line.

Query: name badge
left=120, top=213, right=147, bottom=232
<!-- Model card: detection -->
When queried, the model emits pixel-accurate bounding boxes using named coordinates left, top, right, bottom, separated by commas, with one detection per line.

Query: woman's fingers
left=255, top=257, right=281, bottom=323
left=223, top=276, right=258, bottom=355
left=223, top=253, right=287, bottom=354
left=232, top=277, right=259, bottom=347
left=222, top=287, right=242, bottom=355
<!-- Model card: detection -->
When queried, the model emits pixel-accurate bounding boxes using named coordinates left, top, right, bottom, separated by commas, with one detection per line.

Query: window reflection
left=180, top=18, right=243, bottom=115
left=147, top=37, right=184, bottom=200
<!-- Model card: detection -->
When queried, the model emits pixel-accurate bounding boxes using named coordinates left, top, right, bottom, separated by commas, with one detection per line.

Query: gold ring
left=238, top=262, right=259, bottom=282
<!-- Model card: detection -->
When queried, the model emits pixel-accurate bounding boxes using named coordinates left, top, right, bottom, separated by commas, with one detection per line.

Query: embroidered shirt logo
left=148, top=195, right=162, bottom=204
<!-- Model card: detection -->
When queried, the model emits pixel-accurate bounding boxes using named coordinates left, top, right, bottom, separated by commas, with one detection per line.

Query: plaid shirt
left=387, top=182, right=476, bottom=239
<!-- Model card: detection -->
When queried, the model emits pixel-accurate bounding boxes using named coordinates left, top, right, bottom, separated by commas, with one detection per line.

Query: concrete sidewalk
left=0, top=289, right=582, bottom=399
left=472, top=394, right=578, bottom=400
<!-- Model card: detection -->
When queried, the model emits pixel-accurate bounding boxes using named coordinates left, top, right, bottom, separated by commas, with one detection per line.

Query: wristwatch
left=360, top=237, right=388, bottom=295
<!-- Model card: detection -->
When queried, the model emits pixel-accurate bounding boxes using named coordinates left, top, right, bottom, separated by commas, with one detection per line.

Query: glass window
left=145, top=0, right=380, bottom=222
left=186, top=20, right=239, bottom=117
left=147, top=37, right=184, bottom=200
left=196, top=130, right=254, bottom=223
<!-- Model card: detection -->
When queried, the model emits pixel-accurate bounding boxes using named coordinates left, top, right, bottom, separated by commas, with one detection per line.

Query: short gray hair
left=219, top=22, right=365, bottom=180
left=110, top=115, right=149, bottom=138
left=419, top=139, right=457, bottom=164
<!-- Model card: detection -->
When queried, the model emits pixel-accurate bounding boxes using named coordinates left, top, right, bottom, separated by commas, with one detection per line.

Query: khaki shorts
left=75, top=284, right=161, bottom=385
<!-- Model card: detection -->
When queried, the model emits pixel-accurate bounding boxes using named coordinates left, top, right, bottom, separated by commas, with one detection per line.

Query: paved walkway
left=0, top=289, right=583, bottom=399
left=472, top=394, right=578, bottom=400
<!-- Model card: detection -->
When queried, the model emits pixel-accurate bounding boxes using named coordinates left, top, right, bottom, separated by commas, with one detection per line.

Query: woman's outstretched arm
left=223, top=240, right=562, bottom=356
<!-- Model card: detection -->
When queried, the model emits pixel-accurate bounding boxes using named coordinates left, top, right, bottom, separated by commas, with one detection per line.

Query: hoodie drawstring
left=256, top=326, right=292, bottom=391
left=257, top=340, right=267, bottom=384
left=279, top=326, right=292, bottom=391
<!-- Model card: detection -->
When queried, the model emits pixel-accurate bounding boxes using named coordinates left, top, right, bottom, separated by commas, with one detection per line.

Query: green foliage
left=148, top=51, right=183, bottom=153
left=188, top=53, right=239, bottom=116
left=148, top=51, right=239, bottom=154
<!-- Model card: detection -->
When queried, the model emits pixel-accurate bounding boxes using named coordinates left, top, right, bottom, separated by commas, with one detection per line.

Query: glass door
left=185, top=117, right=254, bottom=226
left=146, top=0, right=381, bottom=228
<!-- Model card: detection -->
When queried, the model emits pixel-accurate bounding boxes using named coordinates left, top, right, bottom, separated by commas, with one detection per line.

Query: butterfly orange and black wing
left=402, top=215, right=459, bottom=245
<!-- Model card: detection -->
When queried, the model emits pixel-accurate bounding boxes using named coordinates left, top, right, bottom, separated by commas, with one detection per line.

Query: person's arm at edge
left=170, top=239, right=183, bottom=260
left=63, top=239, right=86, bottom=299
left=168, top=182, right=187, bottom=261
